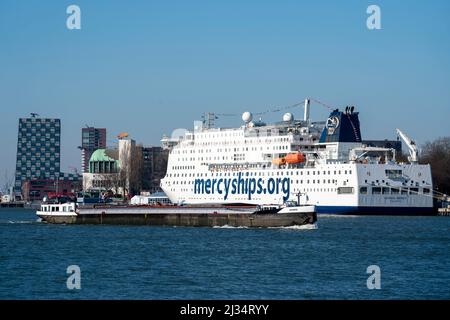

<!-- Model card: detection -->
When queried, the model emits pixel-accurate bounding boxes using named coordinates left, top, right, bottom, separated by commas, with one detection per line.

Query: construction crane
left=396, top=128, right=418, bottom=164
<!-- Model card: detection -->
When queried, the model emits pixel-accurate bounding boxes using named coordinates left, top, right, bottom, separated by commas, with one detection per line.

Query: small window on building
left=360, top=187, right=368, bottom=194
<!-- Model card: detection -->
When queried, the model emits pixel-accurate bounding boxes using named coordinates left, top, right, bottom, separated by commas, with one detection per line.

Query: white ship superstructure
left=160, top=100, right=434, bottom=215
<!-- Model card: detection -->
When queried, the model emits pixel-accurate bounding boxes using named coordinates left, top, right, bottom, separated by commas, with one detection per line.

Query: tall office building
left=14, top=116, right=61, bottom=193
left=81, top=127, right=106, bottom=173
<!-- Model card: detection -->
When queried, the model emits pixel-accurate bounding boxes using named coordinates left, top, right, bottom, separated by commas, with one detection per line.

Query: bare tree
left=420, top=137, right=450, bottom=195
left=2, top=170, right=14, bottom=194
left=129, top=145, right=143, bottom=196
left=98, top=172, right=120, bottom=196
left=118, top=144, right=143, bottom=197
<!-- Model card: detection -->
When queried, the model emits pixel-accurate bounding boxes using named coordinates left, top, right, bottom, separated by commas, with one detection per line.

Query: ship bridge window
left=423, top=188, right=430, bottom=194
left=360, top=187, right=368, bottom=194
left=410, top=188, right=419, bottom=194
left=372, top=187, right=382, bottom=194
left=386, top=169, right=402, bottom=179
left=391, top=188, right=400, bottom=194
left=382, top=187, right=390, bottom=194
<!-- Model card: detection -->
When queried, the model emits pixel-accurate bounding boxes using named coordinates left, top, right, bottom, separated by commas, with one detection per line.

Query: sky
left=0, top=0, right=449, bottom=189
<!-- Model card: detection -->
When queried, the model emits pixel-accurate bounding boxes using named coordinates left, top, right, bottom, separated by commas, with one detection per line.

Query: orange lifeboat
left=272, top=158, right=286, bottom=166
left=285, top=152, right=306, bottom=164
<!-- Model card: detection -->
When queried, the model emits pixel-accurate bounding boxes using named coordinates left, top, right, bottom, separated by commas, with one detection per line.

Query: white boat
left=160, top=99, right=434, bottom=215
left=36, top=202, right=78, bottom=221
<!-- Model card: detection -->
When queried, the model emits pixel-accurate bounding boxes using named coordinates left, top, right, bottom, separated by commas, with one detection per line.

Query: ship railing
left=208, top=162, right=272, bottom=172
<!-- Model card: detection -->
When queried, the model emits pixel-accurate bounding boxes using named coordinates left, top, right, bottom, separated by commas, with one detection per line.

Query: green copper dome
left=88, top=149, right=120, bottom=174
left=89, top=149, right=116, bottom=162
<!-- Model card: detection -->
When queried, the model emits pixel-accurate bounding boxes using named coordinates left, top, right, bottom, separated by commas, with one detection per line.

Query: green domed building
left=83, top=148, right=121, bottom=192
left=88, top=149, right=119, bottom=174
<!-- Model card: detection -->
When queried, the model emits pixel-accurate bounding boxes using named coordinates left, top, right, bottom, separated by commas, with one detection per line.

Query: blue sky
left=0, top=0, right=449, bottom=188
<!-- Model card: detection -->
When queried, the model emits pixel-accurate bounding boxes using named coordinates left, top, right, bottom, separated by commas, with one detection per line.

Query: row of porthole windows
left=171, top=144, right=288, bottom=155
left=360, top=186, right=430, bottom=195
left=166, top=170, right=353, bottom=178
left=172, top=166, right=195, bottom=171
left=167, top=178, right=338, bottom=186
left=170, top=188, right=338, bottom=195
left=196, top=133, right=289, bottom=143
left=364, top=179, right=427, bottom=186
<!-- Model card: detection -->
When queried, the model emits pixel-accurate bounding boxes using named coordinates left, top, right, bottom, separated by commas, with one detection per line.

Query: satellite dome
left=283, top=112, right=294, bottom=122
left=242, top=112, right=253, bottom=123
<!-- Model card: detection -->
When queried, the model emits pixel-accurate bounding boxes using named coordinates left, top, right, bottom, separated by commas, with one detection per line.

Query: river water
left=1, top=208, right=449, bottom=299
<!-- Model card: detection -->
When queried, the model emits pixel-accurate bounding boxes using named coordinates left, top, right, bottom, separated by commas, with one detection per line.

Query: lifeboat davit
left=285, top=152, right=306, bottom=164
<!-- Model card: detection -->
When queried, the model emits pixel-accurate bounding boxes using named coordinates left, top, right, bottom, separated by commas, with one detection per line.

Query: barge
left=36, top=202, right=317, bottom=228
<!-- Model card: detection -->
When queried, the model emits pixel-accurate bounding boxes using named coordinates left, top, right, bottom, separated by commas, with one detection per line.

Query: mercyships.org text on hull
left=160, top=99, right=434, bottom=215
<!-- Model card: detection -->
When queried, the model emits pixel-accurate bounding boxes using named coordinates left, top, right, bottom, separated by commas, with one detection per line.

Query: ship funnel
left=303, top=99, right=310, bottom=122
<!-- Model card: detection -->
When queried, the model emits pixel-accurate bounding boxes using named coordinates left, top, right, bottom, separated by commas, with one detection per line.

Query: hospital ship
left=160, top=99, right=434, bottom=215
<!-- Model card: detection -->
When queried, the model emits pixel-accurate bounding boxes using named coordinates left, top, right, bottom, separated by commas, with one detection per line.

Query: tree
left=129, top=145, right=143, bottom=196
left=115, top=143, right=143, bottom=198
left=420, top=137, right=450, bottom=195
left=2, top=170, right=14, bottom=194
left=99, top=172, right=121, bottom=196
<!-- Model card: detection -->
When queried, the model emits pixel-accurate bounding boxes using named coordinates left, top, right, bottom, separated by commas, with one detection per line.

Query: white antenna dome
left=242, top=112, right=253, bottom=123
left=283, top=112, right=294, bottom=122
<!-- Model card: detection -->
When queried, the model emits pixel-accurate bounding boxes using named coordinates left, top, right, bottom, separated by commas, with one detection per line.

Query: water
left=1, top=208, right=449, bottom=300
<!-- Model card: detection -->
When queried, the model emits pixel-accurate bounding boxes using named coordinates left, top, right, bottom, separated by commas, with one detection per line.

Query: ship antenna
left=201, top=112, right=217, bottom=129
